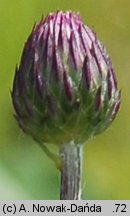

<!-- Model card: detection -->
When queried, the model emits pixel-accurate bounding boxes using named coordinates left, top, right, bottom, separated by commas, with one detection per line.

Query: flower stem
left=59, top=141, right=83, bottom=200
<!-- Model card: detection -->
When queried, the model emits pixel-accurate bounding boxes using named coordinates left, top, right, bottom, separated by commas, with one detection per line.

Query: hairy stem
left=59, top=141, right=83, bottom=200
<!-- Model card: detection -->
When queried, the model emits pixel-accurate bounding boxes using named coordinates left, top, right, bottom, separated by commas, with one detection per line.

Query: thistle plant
left=12, top=11, right=120, bottom=200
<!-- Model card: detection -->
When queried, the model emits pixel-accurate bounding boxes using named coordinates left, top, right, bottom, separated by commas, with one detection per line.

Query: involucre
left=12, top=11, right=120, bottom=145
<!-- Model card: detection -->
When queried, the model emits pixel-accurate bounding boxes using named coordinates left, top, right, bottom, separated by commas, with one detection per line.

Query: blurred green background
left=0, top=0, right=130, bottom=199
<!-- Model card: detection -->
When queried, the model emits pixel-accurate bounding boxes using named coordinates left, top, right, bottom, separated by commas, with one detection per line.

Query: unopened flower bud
left=12, top=11, right=120, bottom=145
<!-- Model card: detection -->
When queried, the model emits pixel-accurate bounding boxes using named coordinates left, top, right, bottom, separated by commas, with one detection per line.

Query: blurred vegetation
left=0, top=0, right=130, bottom=199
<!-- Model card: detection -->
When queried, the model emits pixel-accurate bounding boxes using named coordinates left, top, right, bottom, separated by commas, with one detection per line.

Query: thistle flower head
left=12, top=11, right=120, bottom=144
